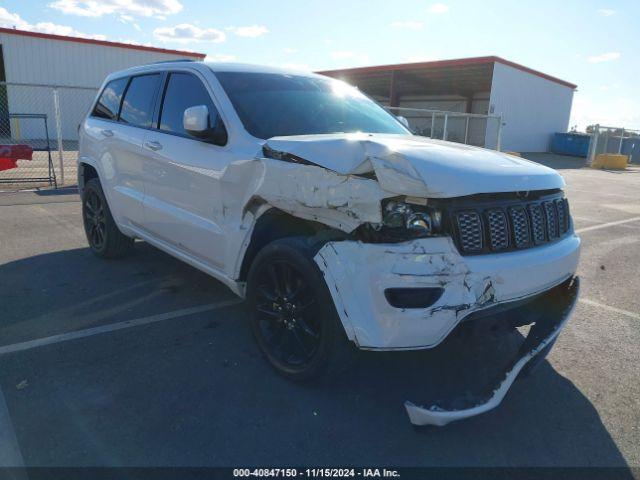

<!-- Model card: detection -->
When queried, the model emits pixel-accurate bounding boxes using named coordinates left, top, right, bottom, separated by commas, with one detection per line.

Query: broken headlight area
left=357, top=198, right=445, bottom=242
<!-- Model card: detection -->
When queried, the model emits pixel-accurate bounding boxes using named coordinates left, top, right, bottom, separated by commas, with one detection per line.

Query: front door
left=141, top=71, right=231, bottom=269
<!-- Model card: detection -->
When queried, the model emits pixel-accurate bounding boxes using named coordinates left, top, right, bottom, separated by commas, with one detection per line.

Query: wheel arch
left=237, top=207, right=345, bottom=283
left=77, top=160, right=100, bottom=199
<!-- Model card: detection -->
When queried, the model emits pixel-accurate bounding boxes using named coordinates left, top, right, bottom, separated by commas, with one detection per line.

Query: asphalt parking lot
left=0, top=158, right=639, bottom=470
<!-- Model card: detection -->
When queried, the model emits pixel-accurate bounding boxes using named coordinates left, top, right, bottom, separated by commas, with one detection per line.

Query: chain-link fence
left=0, top=82, right=98, bottom=190
left=386, top=106, right=504, bottom=150
left=587, top=125, right=640, bottom=165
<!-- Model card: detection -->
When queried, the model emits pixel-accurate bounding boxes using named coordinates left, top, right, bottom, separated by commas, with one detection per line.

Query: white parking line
left=0, top=298, right=243, bottom=356
left=579, top=298, right=640, bottom=321
left=575, top=216, right=640, bottom=234
left=0, top=388, right=25, bottom=467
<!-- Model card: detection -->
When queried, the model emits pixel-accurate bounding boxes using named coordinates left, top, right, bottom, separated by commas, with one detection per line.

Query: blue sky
left=1, top=0, right=638, bottom=129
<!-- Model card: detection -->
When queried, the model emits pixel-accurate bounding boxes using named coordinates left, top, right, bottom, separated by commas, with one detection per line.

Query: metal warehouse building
left=319, top=57, right=577, bottom=153
left=0, top=27, right=204, bottom=140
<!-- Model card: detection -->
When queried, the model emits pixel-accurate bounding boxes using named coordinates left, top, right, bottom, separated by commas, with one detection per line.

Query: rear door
left=109, top=73, right=163, bottom=226
left=83, top=77, right=131, bottom=223
left=141, top=71, right=231, bottom=269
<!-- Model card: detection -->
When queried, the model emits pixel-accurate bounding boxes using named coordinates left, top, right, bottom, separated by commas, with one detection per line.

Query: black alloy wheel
left=84, top=188, right=107, bottom=250
left=254, top=259, right=322, bottom=368
left=82, top=178, right=133, bottom=258
left=246, top=237, right=354, bottom=381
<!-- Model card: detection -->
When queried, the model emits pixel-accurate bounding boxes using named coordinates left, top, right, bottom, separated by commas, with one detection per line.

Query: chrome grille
left=456, top=211, right=483, bottom=253
left=486, top=209, right=509, bottom=250
left=452, top=195, right=571, bottom=255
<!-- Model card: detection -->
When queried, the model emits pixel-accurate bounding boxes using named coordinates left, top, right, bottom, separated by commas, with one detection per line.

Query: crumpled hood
left=264, top=133, right=565, bottom=198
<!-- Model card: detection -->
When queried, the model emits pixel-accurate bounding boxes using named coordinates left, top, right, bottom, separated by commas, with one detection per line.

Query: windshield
left=214, top=71, right=409, bottom=139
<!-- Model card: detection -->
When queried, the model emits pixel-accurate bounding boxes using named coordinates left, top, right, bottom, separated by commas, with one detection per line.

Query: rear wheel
left=82, top=178, right=133, bottom=258
left=246, top=237, right=354, bottom=381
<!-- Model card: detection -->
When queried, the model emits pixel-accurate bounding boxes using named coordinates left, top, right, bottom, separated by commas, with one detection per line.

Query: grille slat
left=509, top=206, right=531, bottom=248
left=528, top=204, right=546, bottom=245
left=456, top=211, right=483, bottom=253
left=453, top=195, right=571, bottom=255
left=556, top=198, right=569, bottom=233
left=543, top=201, right=559, bottom=239
left=486, top=209, right=509, bottom=250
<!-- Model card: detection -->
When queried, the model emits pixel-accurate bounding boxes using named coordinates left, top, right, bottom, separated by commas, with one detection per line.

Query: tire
left=246, top=236, right=355, bottom=381
left=82, top=178, right=134, bottom=259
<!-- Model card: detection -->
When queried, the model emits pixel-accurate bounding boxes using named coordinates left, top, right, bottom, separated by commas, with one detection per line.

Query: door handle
left=101, top=129, right=114, bottom=137
left=144, top=140, right=163, bottom=151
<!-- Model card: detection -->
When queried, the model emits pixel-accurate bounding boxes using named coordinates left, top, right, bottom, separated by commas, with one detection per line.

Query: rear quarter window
left=92, top=77, right=128, bottom=121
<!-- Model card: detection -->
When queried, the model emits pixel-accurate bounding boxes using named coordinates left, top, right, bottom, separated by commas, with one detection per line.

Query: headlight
left=382, top=200, right=442, bottom=236
left=406, top=212, right=432, bottom=232
left=383, top=201, right=412, bottom=228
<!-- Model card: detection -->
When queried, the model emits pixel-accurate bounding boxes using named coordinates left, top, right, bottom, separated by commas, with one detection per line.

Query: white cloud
left=597, top=8, right=615, bottom=16
left=118, top=13, right=141, bottom=30
left=49, top=0, right=182, bottom=18
left=154, top=23, right=225, bottom=43
left=283, top=47, right=298, bottom=54
left=0, top=6, right=30, bottom=29
left=0, top=6, right=105, bottom=39
left=587, top=52, right=620, bottom=63
left=426, top=3, right=449, bottom=14
left=226, top=25, right=269, bottom=38
left=391, top=20, right=423, bottom=30
left=205, top=53, right=236, bottom=62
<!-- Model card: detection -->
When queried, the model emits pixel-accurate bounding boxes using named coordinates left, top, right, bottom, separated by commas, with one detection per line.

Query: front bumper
left=314, top=234, right=580, bottom=350
left=405, top=276, right=579, bottom=426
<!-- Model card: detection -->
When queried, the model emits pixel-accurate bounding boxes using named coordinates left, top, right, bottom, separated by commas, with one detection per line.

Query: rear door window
left=159, top=72, right=224, bottom=140
left=119, top=74, right=162, bottom=128
left=92, top=77, right=128, bottom=120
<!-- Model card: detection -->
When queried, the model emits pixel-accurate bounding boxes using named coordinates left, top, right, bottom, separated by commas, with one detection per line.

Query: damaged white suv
left=78, top=61, right=580, bottom=426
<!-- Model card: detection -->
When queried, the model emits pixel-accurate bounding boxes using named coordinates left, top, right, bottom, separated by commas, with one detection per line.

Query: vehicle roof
left=105, top=61, right=327, bottom=83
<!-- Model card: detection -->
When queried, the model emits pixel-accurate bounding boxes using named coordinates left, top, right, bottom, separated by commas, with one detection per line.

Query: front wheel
left=246, top=237, right=354, bottom=381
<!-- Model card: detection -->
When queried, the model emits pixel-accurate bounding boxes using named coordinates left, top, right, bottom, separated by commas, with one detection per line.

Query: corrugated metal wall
left=0, top=32, right=197, bottom=87
left=0, top=32, right=198, bottom=139
left=486, top=62, right=574, bottom=152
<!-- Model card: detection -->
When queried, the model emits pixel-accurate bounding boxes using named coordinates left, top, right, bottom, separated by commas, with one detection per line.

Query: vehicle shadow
left=0, top=245, right=632, bottom=472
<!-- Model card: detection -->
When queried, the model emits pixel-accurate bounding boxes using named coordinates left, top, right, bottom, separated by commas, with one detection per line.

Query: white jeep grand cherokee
left=78, top=61, right=580, bottom=426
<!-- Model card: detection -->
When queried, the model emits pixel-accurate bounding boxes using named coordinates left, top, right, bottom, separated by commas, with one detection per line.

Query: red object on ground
left=0, top=144, right=34, bottom=171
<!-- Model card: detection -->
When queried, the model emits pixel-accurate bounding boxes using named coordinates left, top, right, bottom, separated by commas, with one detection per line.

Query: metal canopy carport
left=318, top=56, right=577, bottom=111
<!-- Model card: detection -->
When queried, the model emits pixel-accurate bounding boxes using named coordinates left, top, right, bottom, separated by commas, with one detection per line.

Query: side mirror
left=184, top=105, right=210, bottom=136
left=396, top=115, right=410, bottom=128
left=183, top=105, right=228, bottom=146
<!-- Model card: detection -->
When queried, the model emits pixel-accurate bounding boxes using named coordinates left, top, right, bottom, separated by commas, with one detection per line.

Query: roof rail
left=148, top=59, right=199, bottom=65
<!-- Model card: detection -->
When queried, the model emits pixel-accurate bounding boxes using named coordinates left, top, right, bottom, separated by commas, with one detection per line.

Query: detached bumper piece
left=405, top=277, right=580, bottom=427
